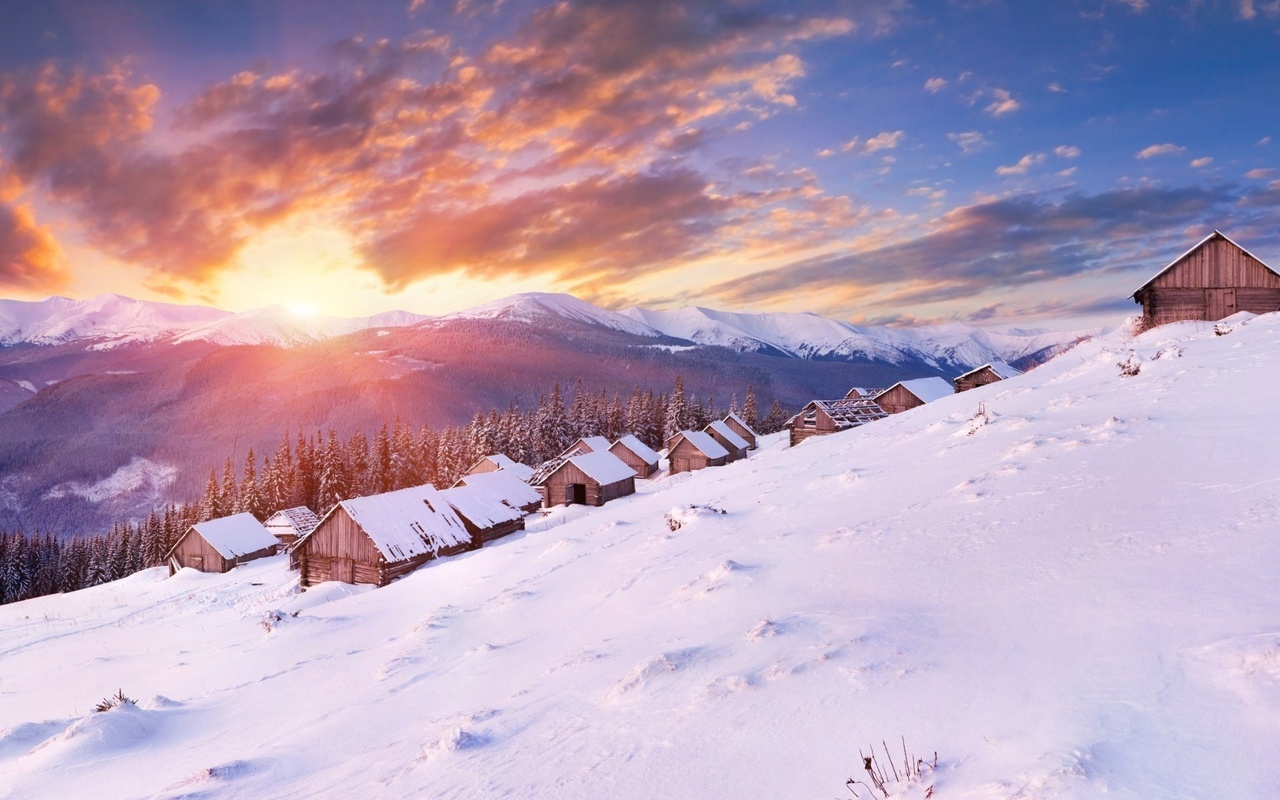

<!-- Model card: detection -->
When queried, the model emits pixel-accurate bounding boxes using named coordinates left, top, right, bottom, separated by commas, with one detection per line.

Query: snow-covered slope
left=438, top=292, right=663, bottom=337
left=0, top=294, right=228, bottom=347
left=3, top=313, right=1279, bottom=798
left=170, top=306, right=431, bottom=347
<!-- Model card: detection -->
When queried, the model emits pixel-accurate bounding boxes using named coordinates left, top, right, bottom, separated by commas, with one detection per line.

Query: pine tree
left=743, top=385, right=759, bottom=429
left=220, top=458, right=238, bottom=518
left=664, top=376, right=691, bottom=440
left=373, top=423, right=392, bottom=494
left=317, top=429, right=351, bottom=514
left=200, top=469, right=222, bottom=521
left=762, top=399, right=787, bottom=433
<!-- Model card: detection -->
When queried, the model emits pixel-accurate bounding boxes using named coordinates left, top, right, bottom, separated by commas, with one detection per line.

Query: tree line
left=0, top=376, right=789, bottom=607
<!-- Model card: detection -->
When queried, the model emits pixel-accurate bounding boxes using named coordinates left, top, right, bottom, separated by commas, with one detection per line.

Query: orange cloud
left=0, top=200, right=69, bottom=291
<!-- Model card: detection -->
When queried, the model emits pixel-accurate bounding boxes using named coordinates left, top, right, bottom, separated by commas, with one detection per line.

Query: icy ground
left=3, top=315, right=1280, bottom=799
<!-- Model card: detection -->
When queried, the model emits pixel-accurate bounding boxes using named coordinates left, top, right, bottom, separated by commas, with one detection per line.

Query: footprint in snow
left=603, top=647, right=709, bottom=704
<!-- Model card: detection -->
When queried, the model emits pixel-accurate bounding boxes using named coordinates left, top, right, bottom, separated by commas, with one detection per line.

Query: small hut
left=843, top=387, right=883, bottom=400
left=722, top=412, right=759, bottom=450
left=784, top=398, right=887, bottom=447
left=873, top=377, right=953, bottom=414
left=263, top=506, right=320, bottom=549
left=295, top=484, right=471, bottom=588
left=1132, top=230, right=1280, bottom=326
left=704, top=419, right=749, bottom=462
left=532, top=450, right=637, bottom=508
left=667, top=430, right=729, bottom=474
left=609, top=434, right=660, bottom=478
left=463, top=453, right=535, bottom=482
left=166, top=513, right=278, bottom=576
left=953, top=361, right=1022, bottom=393
left=439, top=482, right=531, bottom=546
left=559, top=436, right=612, bottom=458
left=451, top=469, right=543, bottom=515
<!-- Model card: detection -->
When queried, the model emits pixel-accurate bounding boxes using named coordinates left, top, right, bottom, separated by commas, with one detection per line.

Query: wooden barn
left=166, top=513, right=278, bottom=576
left=721, top=412, right=759, bottom=450
left=463, top=453, right=535, bottom=482
left=704, top=419, right=749, bottom=462
left=1133, top=230, right=1280, bottom=326
left=439, top=481, right=532, bottom=546
left=609, top=434, right=660, bottom=478
left=451, top=469, right=543, bottom=515
left=873, top=377, right=953, bottom=414
left=953, top=361, right=1022, bottom=394
left=532, top=450, right=637, bottom=508
left=294, top=484, right=472, bottom=588
left=263, top=506, right=320, bottom=549
left=784, top=398, right=888, bottom=447
left=667, top=430, right=729, bottom=474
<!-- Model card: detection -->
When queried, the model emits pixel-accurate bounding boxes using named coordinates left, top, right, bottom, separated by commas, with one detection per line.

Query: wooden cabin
left=953, top=361, right=1022, bottom=394
left=166, top=513, right=278, bottom=576
left=1133, top=230, right=1280, bottom=326
left=463, top=453, right=535, bottom=482
left=451, top=469, right=543, bottom=515
left=294, top=484, right=472, bottom=588
left=559, top=436, right=612, bottom=458
left=667, top=430, right=729, bottom=474
left=843, top=387, right=883, bottom=400
left=263, top=506, right=320, bottom=549
left=721, top=412, right=758, bottom=450
left=532, top=450, right=637, bottom=508
left=439, top=482, right=530, bottom=546
left=873, top=377, right=953, bottom=414
left=703, top=420, right=749, bottom=462
left=609, top=434, right=660, bottom=478
left=784, top=399, right=888, bottom=447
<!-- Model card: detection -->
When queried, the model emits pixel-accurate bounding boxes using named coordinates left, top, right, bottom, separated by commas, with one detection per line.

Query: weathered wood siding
left=299, top=507, right=398, bottom=588
left=609, top=441, right=657, bottom=478
left=539, top=462, right=633, bottom=507
left=1137, top=235, right=1280, bottom=324
left=954, top=367, right=1004, bottom=394
left=456, top=512, right=524, bottom=546
left=787, top=406, right=839, bottom=447
left=466, top=459, right=501, bottom=476
left=169, top=531, right=229, bottom=574
left=668, top=439, right=727, bottom=474
left=705, top=428, right=747, bottom=462
left=723, top=418, right=757, bottom=450
left=875, top=385, right=924, bottom=415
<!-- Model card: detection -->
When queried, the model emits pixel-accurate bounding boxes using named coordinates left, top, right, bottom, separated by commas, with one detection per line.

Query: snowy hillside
left=3, top=313, right=1279, bottom=798
left=0, top=294, right=228, bottom=347
left=169, top=306, right=431, bottom=347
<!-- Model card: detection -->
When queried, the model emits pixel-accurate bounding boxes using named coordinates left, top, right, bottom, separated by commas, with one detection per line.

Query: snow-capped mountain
left=2, top=313, right=1277, bottom=798
left=170, top=306, right=432, bottom=347
left=438, top=292, right=662, bottom=338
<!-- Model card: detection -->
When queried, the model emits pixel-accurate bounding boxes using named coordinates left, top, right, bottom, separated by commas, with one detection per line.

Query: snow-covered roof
left=786, top=398, right=888, bottom=429
left=471, top=453, right=535, bottom=481
left=612, top=434, right=660, bottom=466
left=454, top=469, right=543, bottom=508
left=322, top=484, right=471, bottom=562
left=263, top=506, right=320, bottom=537
left=564, top=436, right=612, bottom=455
left=1133, top=230, right=1280, bottom=295
left=670, top=430, right=730, bottom=460
left=183, top=513, right=279, bottom=560
left=844, top=386, right=883, bottom=399
left=955, top=361, right=1023, bottom=382
left=567, top=450, right=637, bottom=485
left=439, top=483, right=527, bottom=529
left=705, top=420, right=749, bottom=451
left=723, top=412, right=758, bottom=437
left=878, top=377, right=954, bottom=404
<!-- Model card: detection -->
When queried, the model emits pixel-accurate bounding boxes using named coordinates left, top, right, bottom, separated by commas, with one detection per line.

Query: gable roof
left=453, top=469, right=543, bottom=508
left=878, top=376, right=953, bottom=405
left=844, top=387, right=883, bottom=399
left=566, top=450, right=637, bottom=484
left=305, top=484, right=471, bottom=562
left=705, top=419, right=749, bottom=451
left=562, top=436, right=612, bottom=456
left=955, top=361, right=1023, bottom=382
left=723, top=411, right=758, bottom=437
left=612, top=434, right=659, bottom=466
left=263, top=506, right=320, bottom=537
left=1133, top=230, right=1280, bottom=294
left=669, top=430, right=730, bottom=460
left=175, top=513, right=278, bottom=561
left=785, top=398, right=888, bottom=429
left=439, top=483, right=527, bottom=529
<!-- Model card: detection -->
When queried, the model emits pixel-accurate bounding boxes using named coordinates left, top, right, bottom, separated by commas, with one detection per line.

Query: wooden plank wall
left=598, top=477, right=636, bottom=504
left=610, top=443, right=656, bottom=478
left=876, top=386, right=924, bottom=415
left=724, top=419, right=757, bottom=449
left=541, top=461, right=602, bottom=507
left=954, top=368, right=1002, bottom=394
left=1151, top=237, right=1280, bottom=289
left=171, top=531, right=229, bottom=574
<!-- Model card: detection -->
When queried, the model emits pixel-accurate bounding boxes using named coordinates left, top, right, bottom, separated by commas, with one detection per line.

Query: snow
left=705, top=419, right=749, bottom=451
left=42, top=457, right=178, bottom=504
left=4, top=315, right=1280, bottom=798
left=723, top=411, right=757, bottom=438
left=262, top=507, right=320, bottom=538
left=439, top=293, right=662, bottom=337
left=14, top=380, right=37, bottom=393
left=672, top=429, right=730, bottom=459
left=956, top=360, right=1023, bottom=381
left=313, top=484, right=472, bottom=562
left=454, top=470, right=542, bottom=509
left=565, top=450, right=637, bottom=485
left=439, top=484, right=526, bottom=529
left=880, top=375, right=954, bottom=404
left=184, top=513, right=279, bottom=560
left=566, top=435, right=612, bottom=454
left=473, top=454, right=535, bottom=481
left=171, top=306, right=431, bottom=347
left=613, top=434, right=659, bottom=466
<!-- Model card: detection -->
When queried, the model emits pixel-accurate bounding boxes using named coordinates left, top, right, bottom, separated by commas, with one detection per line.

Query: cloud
left=1261, top=136, right=1273, bottom=145
left=1190, top=157, right=1214, bottom=168
left=948, top=130, right=990, bottom=154
left=924, top=77, right=947, bottom=93
left=1058, top=167, right=1078, bottom=177
left=1054, top=145, right=1081, bottom=159
left=0, top=200, right=70, bottom=291
left=985, top=88, right=1019, bottom=116
left=995, top=153, right=1045, bottom=175
left=1246, top=168, right=1276, bottom=179
left=863, top=130, right=905, bottom=154
left=1047, top=82, right=1066, bottom=93
left=1136, top=143, right=1186, bottom=159
left=703, top=182, right=1280, bottom=311
left=1112, top=0, right=1149, bottom=10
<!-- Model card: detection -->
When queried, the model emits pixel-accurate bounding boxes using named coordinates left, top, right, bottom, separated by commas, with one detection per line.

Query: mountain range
left=0, top=292, right=1107, bottom=537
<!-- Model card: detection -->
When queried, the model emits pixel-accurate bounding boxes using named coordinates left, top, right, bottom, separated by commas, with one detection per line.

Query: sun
left=287, top=303, right=319, bottom=317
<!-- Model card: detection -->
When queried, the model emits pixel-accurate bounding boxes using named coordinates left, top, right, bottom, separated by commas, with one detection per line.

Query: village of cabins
left=164, top=230, right=1280, bottom=590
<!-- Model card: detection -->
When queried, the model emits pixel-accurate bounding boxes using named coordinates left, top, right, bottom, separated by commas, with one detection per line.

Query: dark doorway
left=570, top=483, right=588, bottom=505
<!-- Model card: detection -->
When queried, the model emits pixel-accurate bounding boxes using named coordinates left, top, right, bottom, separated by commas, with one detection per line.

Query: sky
left=0, top=0, right=1277, bottom=330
